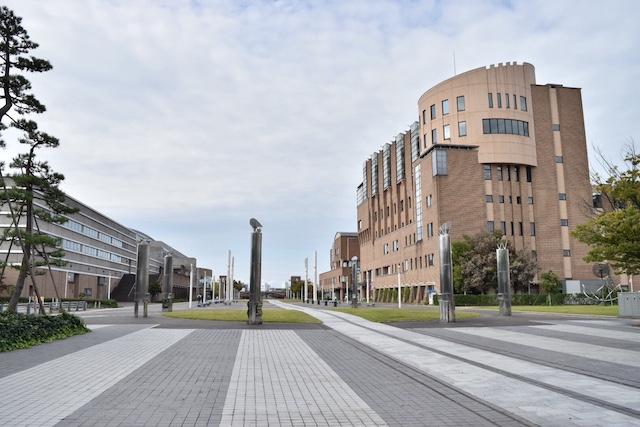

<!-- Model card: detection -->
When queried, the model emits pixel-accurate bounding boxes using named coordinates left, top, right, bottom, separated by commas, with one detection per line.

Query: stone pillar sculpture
left=497, top=243, right=512, bottom=316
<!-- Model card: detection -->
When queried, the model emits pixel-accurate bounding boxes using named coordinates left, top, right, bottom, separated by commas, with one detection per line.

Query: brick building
left=319, top=232, right=360, bottom=300
left=356, top=62, right=596, bottom=301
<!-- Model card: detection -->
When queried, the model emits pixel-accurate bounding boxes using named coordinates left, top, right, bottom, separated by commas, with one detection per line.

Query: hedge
left=0, top=311, right=91, bottom=352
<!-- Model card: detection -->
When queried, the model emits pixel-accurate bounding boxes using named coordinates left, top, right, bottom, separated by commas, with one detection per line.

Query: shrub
left=0, top=311, right=90, bottom=352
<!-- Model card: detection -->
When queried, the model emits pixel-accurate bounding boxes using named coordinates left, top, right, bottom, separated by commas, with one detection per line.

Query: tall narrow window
left=506, top=93, right=510, bottom=108
left=458, top=121, right=467, bottom=137
left=513, top=94, right=517, bottom=110
left=488, top=93, right=494, bottom=108
left=497, top=166, right=503, bottom=181
left=501, top=221, right=507, bottom=235
left=530, top=222, right=536, bottom=236
left=432, top=128, right=437, bottom=145
left=422, top=109, right=427, bottom=124
left=423, top=133, right=429, bottom=148
left=484, top=164, right=492, bottom=180
left=497, top=93, right=502, bottom=108
left=443, top=124, right=451, bottom=140
left=487, top=221, right=495, bottom=232
left=442, top=99, right=449, bottom=115
left=520, top=96, right=527, bottom=111
left=457, top=96, right=465, bottom=111
left=430, top=104, right=436, bottom=119
left=526, top=166, right=532, bottom=182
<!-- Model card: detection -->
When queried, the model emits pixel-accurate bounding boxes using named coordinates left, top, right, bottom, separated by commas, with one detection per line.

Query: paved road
left=1, top=301, right=639, bottom=426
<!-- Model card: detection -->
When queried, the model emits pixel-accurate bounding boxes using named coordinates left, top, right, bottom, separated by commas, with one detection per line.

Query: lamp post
left=248, top=218, right=263, bottom=325
left=351, top=256, right=359, bottom=308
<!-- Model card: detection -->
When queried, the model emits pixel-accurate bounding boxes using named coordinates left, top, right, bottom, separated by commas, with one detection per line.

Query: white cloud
left=2, top=0, right=638, bottom=284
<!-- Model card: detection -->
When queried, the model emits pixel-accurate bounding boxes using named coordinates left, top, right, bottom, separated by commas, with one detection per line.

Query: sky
left=2, top=0, right=639, bottom=287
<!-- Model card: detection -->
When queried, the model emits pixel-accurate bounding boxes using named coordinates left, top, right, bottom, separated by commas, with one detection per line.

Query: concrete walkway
left=0, top=301, right=639, bottom=426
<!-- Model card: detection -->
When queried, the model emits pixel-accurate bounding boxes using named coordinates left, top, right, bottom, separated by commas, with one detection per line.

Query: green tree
left=290, top=280, right=304, bottom=297
left=148, top=281, right=162, bottom=301
left=0, top=6, right=75, bottom=312
left=453, top=231, right=539, bottom=294
left=572, top=141, right=640, bottom=276
left=233, top=280, right=243, bottom=292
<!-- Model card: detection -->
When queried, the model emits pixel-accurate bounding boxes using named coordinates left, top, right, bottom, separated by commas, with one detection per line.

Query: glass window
left=428, top=254, right=435, bottom=266
left=506, top=93, right=510, bottom=108
left=519, top=222, right=523, bottom=236
left=432, top=149, right=447, bottom=176
left=432, top=128, right=437, bottom=145
left=488, top=93, right=493, bottom=108
left=559, top=193, right=567, bottom=200
left=443, top=124, right=451, bottom=140
left=552, top=124, right=560, bottom=131
left=499, top=195, right=504, bottom=203
left=514, top=166, right=520, bottom=182
left=458, top=121, right=467, bottom=137
left=430, top=104, right=436, bottom=119
left=487, top=221, right=495, bottom=232
left=513, top=94, right=517, bottom=110
left=563, top=249, right=571, bottom=257
left=561, top=219, right=569, bottom=226
left=526, top=166, right=532, bottom=182
left=484, top=164, right=491, bottom=180
left=530, top=222, right=536, bottom=236
left=556, top=156, right=564, bottom=163
left=516, top=196, right=521, bottom=204
left=457, top=96, right=465, bottom=111
left=528, top=197, right=534, bottom=204
left=426, top=194, right=432, bottom=207
left=497, top=119, right=506, bottom=134
left=423, top=133, right=428, bottom=148
left=520, top=96, right=527, bottom=111
left=501, top=221, right=507, bottom=235
left=482, top=119, right=491, bottom=134
left=422, top=109, right=427, bottom=124
left=505, top=119, right=513, bottom=134
left=497, top=166, right=503, bottom=181
left=486, top=195, right=493, bottom=202
left=497, top=93, right=502, bottom=108
left=442, top=99, right=449, bottom=115
left=490, top=118, right=498, bottom=133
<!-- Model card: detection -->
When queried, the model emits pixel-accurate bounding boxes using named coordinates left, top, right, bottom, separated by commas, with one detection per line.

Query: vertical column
left=163, top=253, right=173, bottom=312
left=438, top=222, right=455, bottom=322
left=497, top=244, right=512, bottom=316
left=135, top=241, right=150, bottom=318
left=248, top=218, right=263, bottom=325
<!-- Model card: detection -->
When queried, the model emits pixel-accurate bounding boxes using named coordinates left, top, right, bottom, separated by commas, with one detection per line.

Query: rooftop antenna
left=453, top=50, right=457, bottom=76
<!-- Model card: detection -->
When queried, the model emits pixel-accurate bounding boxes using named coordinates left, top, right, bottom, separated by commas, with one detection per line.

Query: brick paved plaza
left=1, top=301, right=639, bottom=426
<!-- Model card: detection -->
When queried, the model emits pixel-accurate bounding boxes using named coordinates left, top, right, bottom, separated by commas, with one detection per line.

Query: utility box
left=619, top=293, right=640, bottom=317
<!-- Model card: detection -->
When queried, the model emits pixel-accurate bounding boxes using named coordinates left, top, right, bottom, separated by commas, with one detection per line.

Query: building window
left=520, top=96, right=527, bottom=111
left=561, top=219, right=569, bottom=226
left=506, top=166, right=510, bottom=181
left=497, top=93, right=502, bottom=108
left=516, top=196, right=521, bottom=204
left=84, top=288, right=92, bottom=297
left=430, top=104, right=436, bottom=119
left=513, top=94, right=517, bottom=110
left=556, top=156, right=564, bottom=163
left=499, top=195, right=505, bottom=203
left=482, top=119, right=529, bottom=136
left=432, top=149, right=448, bottom=176
left=423, top=133, right=429, bottom=148
left=393, top=240, right=399, bottom=251
left=487, top=221, right=495, bottom=232
left=514, top=166, right=520, bottom=182
left=530, top=222, right=536, bottom=236
left=383, top=244, right=389, bottom=255
left=484, top=164, right=492, bottom=180
left=426, top=194, right=432, bottom=207
left=559, top=193, right=567, bottom=200
left=500, top=221, right=507, bottom=235
left=526, top=166, right=532, bottom=182
left=486, top=195, right=494, bottom=203
left=442, top=99, right=449, bottom=115
left=488, top=93, right=493, bottom=108
left=528, top=197, right=534, bottom=204
left=496, top=166, right=503, bottom=181
left=532, top=250, right=537, bottom=261
left=457, top=96, right=465, bottom=111
left=519, top=222, right=523, bottom=236
left=443, top=124, right=451, bottom=140
left=358, top=220, right=362, bottom=230
left=506, top=93, right=510, bottom=108
left=422, top=109, right=427, bottom=124
left=458, top=121, right=467, bottom=137
left=552, top=124, right=560, bottom=131
left=427, top=222, right=434, bottom=238
left=428, top=254, right=435, bottom=266
left=563, top=249, right=571, bottom=257
left=400, top=200, right=404, bottom=211
left=432, top=128, right=437, bottom=145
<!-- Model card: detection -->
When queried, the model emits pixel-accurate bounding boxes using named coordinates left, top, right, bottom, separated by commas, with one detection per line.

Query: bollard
left=324, top=301, right=327, bottom=306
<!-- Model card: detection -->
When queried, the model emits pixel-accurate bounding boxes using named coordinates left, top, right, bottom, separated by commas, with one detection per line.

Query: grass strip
left=332, top=307, right=480, bottom=323
left=470, top=305, right=619, bottom=316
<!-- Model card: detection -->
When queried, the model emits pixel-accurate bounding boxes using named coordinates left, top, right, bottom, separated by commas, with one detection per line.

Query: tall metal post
left=190, top=263, right=196, bottom=307
left=438, top=222, right=455, bottom=322
left=351, top=256, right=359, bottom=308
left=248, top=218, right=263, bottom=324
left=163, top=253, right=173, bottom=312
left=304, top=258, right=309, bottom=303
left=189, top=263, right=193, bottom=308
left=135, top=241, right=150, bottom=318
left=366, top=270, right=370, bottom=304
left=497, top=244, right=512, bottom=316
left=226, top=250, right=232, bottom=305
left=397, top=264, right=402, bottom=309
left=314, top=251, right=318, bottom=304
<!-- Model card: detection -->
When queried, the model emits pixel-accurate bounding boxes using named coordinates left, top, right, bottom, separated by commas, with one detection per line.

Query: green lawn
left=164, top=309, right=321, bottom=323
left=471, top=305, right=619, bottom=316
left=332, top=307, right=480, bottom=323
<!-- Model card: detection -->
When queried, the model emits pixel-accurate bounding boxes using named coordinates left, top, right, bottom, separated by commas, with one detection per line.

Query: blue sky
left=3, top=0, right=639, bottom=287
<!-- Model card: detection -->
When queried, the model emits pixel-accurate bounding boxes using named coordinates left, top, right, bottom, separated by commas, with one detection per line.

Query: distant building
left=319, top=232, right=360, bottom=300
left=0, top=184, right=204, bottom=301
left=356, top=62, right=595, bottom=300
